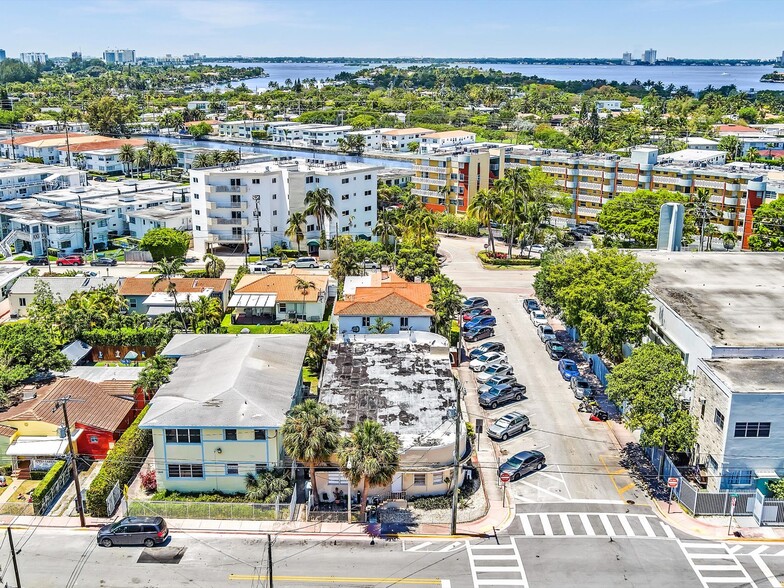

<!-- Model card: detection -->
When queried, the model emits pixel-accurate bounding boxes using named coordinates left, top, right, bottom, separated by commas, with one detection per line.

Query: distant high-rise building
left=780, top=51, right=784, bottom=66
left=103, top=49, right=136, bottom=65
left=0, top=49, right=6, bottom=62
left=19, top=52, right=48, bottom=65
left=643, top=48, right=657, bottom=65
left=622, top=52, right=633, bottom=65
left=71, top=51, right=82, bottom=61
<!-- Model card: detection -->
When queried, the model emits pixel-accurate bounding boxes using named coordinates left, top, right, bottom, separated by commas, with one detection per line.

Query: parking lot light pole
left=346, top=458, right=352, bottom=524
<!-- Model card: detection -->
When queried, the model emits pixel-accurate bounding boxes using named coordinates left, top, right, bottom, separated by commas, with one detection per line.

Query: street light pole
left=346, top=458, right=352, bottom=524
left=53, top=396, right=86, bottom=527
left=252, top=195, right=263, bottom=257
left=450, top=381, right=462, bottom=536
left=76, top=193, right=88, bottom=259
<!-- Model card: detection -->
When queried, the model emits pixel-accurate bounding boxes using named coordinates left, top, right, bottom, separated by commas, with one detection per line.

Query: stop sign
left=500, top=471, right=511, bottom=483
left=667, top=477, right=679, bottom=488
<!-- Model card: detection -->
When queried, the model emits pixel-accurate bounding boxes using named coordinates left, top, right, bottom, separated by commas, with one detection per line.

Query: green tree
left=427, top=274, right=462, bottom=338
left=721, top=232, right=738, bottom=251
left=598, top=189, right=694, bottom=248
left=403, top=208, right=436, bottom=248
left=244, top=470, right=292, bottom=503
left=606, top=343, right=696, bottom=452
left=281, top=399, right=342, bottom=506
left=202, top=253, right=225, bottom=278
left=467, top=188, right=501, bottom=255
left=533, top=248, right=655, bottom=362
left=285, top=212, right=307, bottom=252
left=84, top=96, right=139, bottom=136
left=304, top=188, right=337, bottom=232
left=140, top=227, right=190, bottom=261
left=768, top=478, right=784, bottom=500
left=688, top=188, right=719, bottom=252
left=151, top=257, right=188, bottom=333
left=184, top=296, right=224, bottom=333
left=134, top=355, right=174, bottom=401
left=337, top=134, right=366, bottom=155
left=26, top=281, right=60, bottom=337
left=368, top=317, right=393, bottom=334
left=304, top=323, right=332, bottom=372
left=373, top=209, right=399, bottom=249
left=718, top=135, right=741, bottom=161
left=0, top=323, right=71, bottom=401
left=407, top=141, right=420, bottom=153
left=396, top=245, right=439, bottom=282
left=748, top=197, right=784, bottom=251
left=294, top=277, right=316, bottom=320
left=220, top=149, right=240, bottom=165
left=118, top=144, right=136, bottom=176
left=189, top=121, right=214, bottom=139
left=337, top=420, right=400, bottom=521
left=191, top=152, right=212, bottom=169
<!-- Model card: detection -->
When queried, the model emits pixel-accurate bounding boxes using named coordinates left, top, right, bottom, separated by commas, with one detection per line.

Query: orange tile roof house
left=119, top=277, right=231, bottom=314
left=228, top=273, right=330, bottom=324
left=333, top=277, right=433, bottom=334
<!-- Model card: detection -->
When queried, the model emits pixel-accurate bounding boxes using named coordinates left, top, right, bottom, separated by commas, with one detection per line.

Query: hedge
left=87, top=405, right=153, bottom=517
left=478, top=251, right=541, bottom=267
left=83, top=327, right=171, bottom=348
left=31, top=460, right=66, bottom=514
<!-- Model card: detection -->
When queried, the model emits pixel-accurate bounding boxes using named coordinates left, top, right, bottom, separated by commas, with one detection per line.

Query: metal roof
left=228, top=293, right=277, bottom=308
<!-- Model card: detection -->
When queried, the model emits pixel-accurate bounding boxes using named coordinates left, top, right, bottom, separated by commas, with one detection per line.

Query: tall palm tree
left=285, top=212, right=306, bottom=252
left=133, top=149, right=149, bottom=179
left=337, top=420, right=400, bottom=521
left=134, top=355, right=174, bottom=402
left=152, top=257, right=188, bottom=332
left=220, top=149, right=240, bottom=165
left=404, top=208, right=436, bottom=247
left=496, top=168, right=533, bottom=258
left=294, top=277, right=316, bottom=321
left=304, top=323, right=332, bottom=372
left=157, top=144, right=178, bottom=178
left=304, top=187, right=336, bottom=232
left=184, top=296, right=223, bottom=333
left=118, top=144, right=136, bottom=177
left=202, top=253, right=225, bottom=278
left=427, top=274, right=463, bottom=338
left=689, top=187, right=717, bottom=252
left=192, top=152, right=211, bottom=169
left=372, top=209, right=399, bottom=249
left=281, top=400, right=342, bottom=507
left=467, top=188, right=501, bottom=255
left=368, top=317, right=393, bottom=334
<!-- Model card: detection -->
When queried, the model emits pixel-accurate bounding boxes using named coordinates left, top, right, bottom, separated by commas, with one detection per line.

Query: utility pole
left=252, top=195, right=262, bottom=257
left=53, top=396, right=86, bottom=527
left=7, top=526, right=21, bottom=588
left=450, top=380, right=462, bottom=536
left=62, top=111, right=72, bottom=168
left=267, top=534, right=274, bottom=588
left=76, top=192, right=88, bottom=259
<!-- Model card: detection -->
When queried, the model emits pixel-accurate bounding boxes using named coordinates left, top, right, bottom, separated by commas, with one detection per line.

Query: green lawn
left=13, top=255, right=31, bottom=261
left=220, top=314, right=329, bottom=334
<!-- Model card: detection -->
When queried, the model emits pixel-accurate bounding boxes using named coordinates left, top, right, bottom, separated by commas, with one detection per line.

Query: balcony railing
left=209, top=217, right=248, bottom=226
left=413, top=164, right=448, bottom=174
left=412, top=176, right=447, bottom=187
left=207, top=185, right=248, bottom=194
left=215, top=201, right=248, bottom=210
left=411, top=188, right=441, bottom=199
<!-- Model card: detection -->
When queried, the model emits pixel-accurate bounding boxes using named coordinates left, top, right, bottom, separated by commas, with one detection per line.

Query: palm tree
left=495, top=168, right=532, bottom=257
left=281, top=400, right=342, bottom=507
left=285, top=212, right=306, bottom=252
left=337, top=420, right=400, bottom=521
left=220, top=149, right=240, bottom=165
left=118, top=144, right=136, bottom=177
left=745, top=147, right=760, bottom=162
left=152, top=257, right=188, bottom=332
left=73, top=153, right=86, bottom=170
left=368, top=317, right=393, bottom=334
left=203, top=253, right=225, bottom=278
left=134, top=355, right=174, bottom=402
left=403, top=208, right=436, bottom=248
left=157, top=144, right=177, bottom=178
left=689, top=188, right=717, bottom=252
left=244, top=471, right=291, bottom=504
left=438, top=184, right=453, bottom=215
left=373, top=209, right=399, bottom=249
left=133, top=149, right=149, bottom=179
left=427, top=274, right=462, bottom=337
left=467, top=188, right=501, bottom=255
left=294, top=277, right=316, bottom=321
left=304, top=187, right=336, bottom=232
left=722, top=232, right=738, bottom=251
left=304, top=323, right=332, bottom=372
left=184, top=296, right=223, bottom=333
left=192, top=152, right=211, bottom=169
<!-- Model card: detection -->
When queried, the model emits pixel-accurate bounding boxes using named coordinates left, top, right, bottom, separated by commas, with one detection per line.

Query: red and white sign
left=667, top=477, right=679, bottom=488
left=500, top=472, right=511, bottom=484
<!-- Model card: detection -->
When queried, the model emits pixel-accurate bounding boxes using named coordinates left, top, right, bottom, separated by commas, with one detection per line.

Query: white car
left=288, top=256, right=319, bottom=269
left=529, top=244, right=546, bottom=254
left=530, top=310, right=548, bottom=327
left=476, top=363, right=515, bottom=384
left=250, top=263, right=275, bottom=274
left=469, top=352, right=509, bottom=372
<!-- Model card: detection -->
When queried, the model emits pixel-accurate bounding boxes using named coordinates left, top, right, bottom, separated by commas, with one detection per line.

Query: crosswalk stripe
left=474, top=566, right=525, bottom=573
left=617, top=514, right=635, bottom=536
left=749, top=546, right=769, bottom=556
left=637, top=515, right=656, bottom=537
left=407, top=542, right=433, bottom=552
left=437, top=542, right=464, bottom=553
left=559, top=513, right=573, bottom=536
left=694, top=564, right=747, bottom=571
left=726, top=544, right=744, bottom=554
left=475, top=581, right=526, bottom=586
left=687, top=554, right=735, bottom=560
left=660, top=522, right=675, bottom=539
left=539, top=513, right=553, bottom=536
left=751, top=552, right=781, bottom=588
left=471, top=545, right=516, bottom=550
left=598, top=513, right=616, bottom=536
left=681, top=541, right=726, bottom=548
left=471, top=555, right=519, bottom=561
left=520, top=514, right=533, bottom=536
left=579, top=513, right=595, bottom=536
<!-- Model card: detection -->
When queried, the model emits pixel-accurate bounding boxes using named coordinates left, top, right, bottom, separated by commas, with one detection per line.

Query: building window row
left=168, top=463, right=204, bottom=478
left=734, top=422, right=770, bottom=438
left=165, top=428, right=201, bottom=443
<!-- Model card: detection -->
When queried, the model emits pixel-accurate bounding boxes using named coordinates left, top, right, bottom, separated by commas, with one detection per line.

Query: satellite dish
left=351, top=326, right=360, bottom=333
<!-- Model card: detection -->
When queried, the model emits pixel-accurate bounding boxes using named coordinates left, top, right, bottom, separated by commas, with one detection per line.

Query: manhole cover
left=137, top=546, right=186, bottom=564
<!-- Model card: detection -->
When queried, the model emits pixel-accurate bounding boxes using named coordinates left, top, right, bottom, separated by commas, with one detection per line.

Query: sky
left=2, top=0, right=783, bottom=60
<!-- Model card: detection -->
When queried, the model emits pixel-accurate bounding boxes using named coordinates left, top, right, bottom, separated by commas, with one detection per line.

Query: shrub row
left=31, top=460, right=66, bottom=514
left=478, top=251, right=541, bottom=267
left=83, top=327, right=170, bottom=347
left=87, top=406, right=153, bottom=517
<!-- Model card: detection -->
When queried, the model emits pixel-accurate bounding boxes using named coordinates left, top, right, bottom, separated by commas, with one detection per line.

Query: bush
left=139, top=227, right=190, bottom=261
left=409, top=490, right=468, bottom=510
left=87, top=406, right=153, bottom=516
left=140, top=469, right=157, bottom=493
left=31, top=460, right=66, bottom=514
left=30, top=470, right=49, bottom=480
left=478, top=251, right=540, bottom=267
left=83, top=327, right=170, bottom=347
left=184, top=269, right=208, bottom=278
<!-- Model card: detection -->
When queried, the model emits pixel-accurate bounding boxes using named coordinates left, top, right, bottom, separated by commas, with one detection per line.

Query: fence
left=37, top=461, right=72, bottom=515
left=644, top=446, right=756, bottom=517
left=288, top=483, right=298, bottom=522
left=127, top=500, right=289, bottom=521
left=124, top=250, right=153, bottom=263
left=753, top=489, right=784, bottom=526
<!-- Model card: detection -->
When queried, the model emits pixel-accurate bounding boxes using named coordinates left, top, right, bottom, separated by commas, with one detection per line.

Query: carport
left=227, top=293, right=278, bottom=324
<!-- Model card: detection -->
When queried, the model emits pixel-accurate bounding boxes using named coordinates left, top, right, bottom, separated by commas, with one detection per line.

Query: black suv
left=97, top=516, right=168, bottom=547
left=26, top=256, right=49, bottom=266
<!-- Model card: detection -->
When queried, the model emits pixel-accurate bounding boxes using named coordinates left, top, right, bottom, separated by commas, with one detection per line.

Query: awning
left=307, top=240, right=320, bottom=246
left=6, top=433, right=82, bottom=457
left=228, top=293, right=277, bottom=308
left=755, top=469, right=779, bottom=479
left=146, top=306, right=176, bottom=317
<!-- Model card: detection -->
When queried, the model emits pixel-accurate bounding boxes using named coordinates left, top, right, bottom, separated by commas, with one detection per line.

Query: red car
left=56, top=255, right=85, bottom=266
left=462, top=307, right=492, bottom=322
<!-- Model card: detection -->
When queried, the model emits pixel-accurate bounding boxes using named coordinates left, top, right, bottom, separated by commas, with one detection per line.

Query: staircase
left=0, top=230, right=22, bottom=258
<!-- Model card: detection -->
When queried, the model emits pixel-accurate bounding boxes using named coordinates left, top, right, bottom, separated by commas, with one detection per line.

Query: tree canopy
left=0, top=323, right=71, bottom=402
left=748, top=197, right=784, bottom=251
left=84, top=96, right=139, bottom=136
left=139, top=228, right=190, bottom=261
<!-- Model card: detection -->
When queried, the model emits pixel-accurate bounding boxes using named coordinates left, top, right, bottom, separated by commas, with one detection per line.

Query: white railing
left=413, top=164, right=448, bottom=174
left=579, top=194, right=602, bottom=204
left=577, top=207, right=599, bottom=217
left=412, top=176, right=447, bottom=187
left=411, top=188, right=442, bottom=199
left=577, top=169, right=603, bottom=178
left=617, top=172, right=637, bottom=181
left=616, top=184, right=636, bottom=193
left=694, top=179, right=725, bottom=190
left=541, top=165, right=565, bottom=174
left=208, top=185, right=248, bottom=194
left=652, top=175, right=675, bottom=184
left=710, top=195, right=724, bottom=204
left=578, top=181, right=602, bottom=191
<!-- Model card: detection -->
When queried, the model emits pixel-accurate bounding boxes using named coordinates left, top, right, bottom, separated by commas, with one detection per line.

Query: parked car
left=97, top=516, right=168, bottom=548
left=476, top=363, right=515, bottom=384
left=537, top=324, right=556, bottom=343
left=477, top=375, right=517, bottom=395
left=250, top=263, right=275, bottom=274
left=522, top=298, right=539, bottom=314
left=529, top=244, right=545, bottom=254
left=545, top=340, right=567, bottom=360
left=569, top=230, right=584, bottom=241
left=558, top=358, right=580, bottom=381
left=26, top=256, right=49, bottom=266
left=90, top=257, right=117, bottom=266
left=361, top=259, right=381, bottom=270
left=288, top=257, right=319, bottom=268
left=468, top=341, right=505, bottom=359
left=56, top=255, right=84, bottom=266
left=462, top=307, right=492, bottom=322
left=529, top=310, right=548, bottom=327
left=469, top=351, right=508, bottom=372
left=498, top=450, right=546, bottom=481
left=260, top=257, right=283, bottom=268
left=463, top=316, right=497, bottom=331
left=464, top=326, right=494, bottom=342
left=487, top=411, right=530, bottom=441
left=479, top=383, right=527, bottom=410
left=462, top=296, right=489, bottom=311
left=570, top=376, right=594, bottom=399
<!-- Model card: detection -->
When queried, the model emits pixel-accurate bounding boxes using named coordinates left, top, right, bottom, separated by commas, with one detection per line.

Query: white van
left=250, top=263, right=275, bottom=274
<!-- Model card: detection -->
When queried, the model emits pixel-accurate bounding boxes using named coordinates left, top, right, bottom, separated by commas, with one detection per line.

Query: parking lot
left=443, top=236, right=648, bottom=507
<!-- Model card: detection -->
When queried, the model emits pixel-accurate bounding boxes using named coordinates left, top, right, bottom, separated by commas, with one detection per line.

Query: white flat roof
left=6, top=435, right=76, bottom=456
left=228, top=293, right=277, bottom=308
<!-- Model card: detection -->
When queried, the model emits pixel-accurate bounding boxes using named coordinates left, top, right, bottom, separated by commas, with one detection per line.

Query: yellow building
left=140, top=334, right=309, bottom=494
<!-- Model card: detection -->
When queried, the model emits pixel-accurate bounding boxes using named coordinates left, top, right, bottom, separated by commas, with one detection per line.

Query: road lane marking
left=617, top=514, right=635, bottom=536
left=437, top=542, right=465, bottom=553
left=520, top=514, right=533, bottom=536
left=638, top=515, right=656, bottom=537
left=515, top=480, right=568, bottom=501
left=751, top=552, right=780, bottom=587
left=661, top=523, right=675, bottom=539
left=579, top=513, right=596, bottom=536
left=559, top=513, right=573, bottom=536
left=617, top=483, right=636, bottom=495
left=539, top=513, right=553, bottom=536
left=677, top=539, right=760, bottom=588
left=407, top=541, right=433, bottom=552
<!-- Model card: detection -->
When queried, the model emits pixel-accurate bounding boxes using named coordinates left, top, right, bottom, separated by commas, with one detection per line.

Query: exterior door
left=391, top=474, right=403, bottom=494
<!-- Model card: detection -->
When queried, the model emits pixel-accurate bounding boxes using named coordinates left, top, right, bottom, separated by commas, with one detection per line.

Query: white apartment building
left=643, top=48, right=657, bottom=64
left=18, top=120, right=90, bottom=134
left=186, top=101, right=210, bottom=112
left=19, top=53, right=47, bottom=65
left=218, top=121, right=267, bottom=139
left=103, top=49, right=136, bottom=64
left=0, top=162, right=84, bottom=201
left=381, top=128, right=435, bottom=152
left=127, top=201, right=192, bottom=239
left=419, top=130, right=477, bottom=153
left=268, top=124, right=352, bottom=147
left=346, top=128, right=389, bottom=150
left=189, top=159, right=381, bottom=255
left=595, top=100, right=622, bottom=112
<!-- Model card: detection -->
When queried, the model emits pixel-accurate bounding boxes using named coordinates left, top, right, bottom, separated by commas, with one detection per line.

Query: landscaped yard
left=220, top=315, right=329, bottom=334
left=9, top=479, right=38, bottom=502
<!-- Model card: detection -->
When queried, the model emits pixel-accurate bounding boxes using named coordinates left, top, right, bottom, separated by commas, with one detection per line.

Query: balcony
left=413, top=164, right=448, bottom=174
left=577, top=169, right=603, bottom=178
left=694, top=179, right=725, bottom=190
left=411, top=188, right=441, bottom=199
left=541, top=165, right=565, bottom=175
left=616, top=184, right=636, bottom=193
left=576, top=206, right=599, bottom=218
left=578, top=181, right=602, bottom=191
left=206, top=185, right=248, bottom=195
left=209, top=217, right=248, bottom=227
left=617, top=172, right=637, bottom=181
left=579, top=194, right=602, bottom=204
left=215, top=201, right=248, bottom=211
left=412, top=176, right=447, bottom=187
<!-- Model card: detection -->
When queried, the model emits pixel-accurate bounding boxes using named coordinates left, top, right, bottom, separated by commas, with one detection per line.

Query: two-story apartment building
left=140, top=334, right=310, bottom=494
left=419, top=130, right=477, bottom=153
left=380, top=128, right=435, bottom=152
left=127, top=201, right=192, bottom=239
left=218, top=121, right=267, bottom=139
left=0, top=161, right=84, bottom=201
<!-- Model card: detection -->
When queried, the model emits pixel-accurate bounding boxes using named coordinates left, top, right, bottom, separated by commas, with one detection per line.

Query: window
left=341, top=178, right=349, bottom=184
left=341, top=194, right=350, bottom=200
left=224, top=429, right=237, bottom=441
left=226, top=463, right=239, bottom=475
left=232, top=227, right=242, bottom=236
left=194, top=209, right=200, bottom=215
left=342, top=210, right=349, bottom=216
left=700, top=398, right=706, bottom=419
left=230, top=178, right=241, bottom=186
left=432, top=472, right=443, bottom=485
left=272, top=194, right=277, bottom=200
left=278, top=303, right=287, bottom=313
left=724, top=469, right=753, bottom=487
left=305, top=176, right=314, bottom=184
left=400, top=317, right=409, bottom=328
left=342, top=226, right=349, bottom=232
left=734, top=422, right=771, bottom=438
left=364, top=221, right=372, bottom=227
left=413, top=474, right=426, bottom=486
left=364, top=206, right=372, bottom=211
left=193, top=178, right=199, bottom=183
left=167, top=464, right=204, bottom=478
left=272, top=178, right=277, bottom=183
left=255, top=463, right=268, bottom=474
left=252, top=178, right=260, bottom=184
left=129, top=298, right=137, bottom=309
left=194, top=194, right=199, bottom=199
left=254, top=429, right=267, bottom=440
left=273, top=226, right=278, bottom=232
left=364, top=190, right=372, bottom=196
left=231, top=211, right=241, bottom=219
left=364, top=174, right=372, bottom=180
left=165, top=429, right=201, bottom=443
left=306, top=224, right=315, bottom=232
left=362, top=317, right=371, bottom=327
left=18, top=297, right=26, bottom=307
left=195, top=225, right=201, bottom=231
left=89, top=435, right=99, bottom=444
left=714, top=409, right=725, bottom=430
left=272, top=210, right=277, bottom=216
